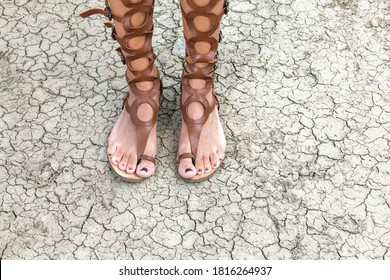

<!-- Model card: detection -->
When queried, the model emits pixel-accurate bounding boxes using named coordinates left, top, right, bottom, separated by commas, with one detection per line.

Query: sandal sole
left=109, top=159, right=147, bottom=182
left=178, top=165, right=220, bottom=182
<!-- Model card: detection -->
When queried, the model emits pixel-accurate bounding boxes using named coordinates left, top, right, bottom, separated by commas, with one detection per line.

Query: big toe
left=178, top=158, right=197, bottom=179
left=136, top=159, right=156, bottom=178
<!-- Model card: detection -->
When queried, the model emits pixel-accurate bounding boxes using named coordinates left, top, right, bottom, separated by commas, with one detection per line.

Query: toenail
left=108, top=154, right=112, bottom=157
left=185, top=168, right=193, bottom=173
left=198, top=169, right=203, bottom=172
left=205, top=168, right=210, bottom=171
left=121, top=163, right=125, bottom=167
left=213, top=164, right=218, bottom=168
left=141, top=167, right=148, bottom=172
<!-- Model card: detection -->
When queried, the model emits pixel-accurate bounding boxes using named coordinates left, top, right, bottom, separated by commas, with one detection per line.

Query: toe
left=203, top=155, right=212, bottom=174
left=107, top=143, right=117, bottom=158
left=126, top=153, right=137, bottom=174
left=111, top=148, right=124, bottom=166
left=136, top=159, right=156, bottom=178
left=195, top=156, right=205, bottom=175
left=178, top=158, right=196, bottom=179
left=118, top=154, right=129, bottom=171
left=216, top=146, right=225, bottom=161
left=210, top=151, right=220, bottom=168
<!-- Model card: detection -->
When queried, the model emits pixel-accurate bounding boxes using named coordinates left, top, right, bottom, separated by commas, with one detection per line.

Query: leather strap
left=178, top=0, right=227, bottom=161
left=80, top=0, right=160, bottom=163
left=139, top=154, right=156, bottom=165
left=177, top=153, right=195, bottom=163
left=80, top=9, right=109, bottom=18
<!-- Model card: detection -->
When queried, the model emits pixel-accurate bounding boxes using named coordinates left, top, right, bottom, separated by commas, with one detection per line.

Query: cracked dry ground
left=0, top=0, right=389, bottom=260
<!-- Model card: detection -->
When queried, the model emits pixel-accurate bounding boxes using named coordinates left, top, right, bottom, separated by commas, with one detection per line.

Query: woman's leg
left=177, top=0, right=227, bottom=180
left=82, top=0, right=161, bottom=180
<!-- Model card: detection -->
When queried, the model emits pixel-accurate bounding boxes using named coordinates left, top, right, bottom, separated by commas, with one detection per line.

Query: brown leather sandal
left=177, top=0, right=229, bottom=182
left=80, top=0, right=162, bottom=182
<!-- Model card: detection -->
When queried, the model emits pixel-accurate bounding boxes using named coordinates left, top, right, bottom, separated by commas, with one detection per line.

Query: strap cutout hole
left=193, top=16, right=211, bottom=32
left=126, top=36, right=146, bottom=50
left=189, top=79, right=206, bottom=90
left=130, top=11, right=147, bottom=28
left=129, top=57, right=150, bottom=72
left=137, top=103, right=154, bottom=122
left=193, top=0, right=211, bottom=8
left=123, top=0, right=143, bottom=6
left=187, top=102, right=205, bottom=120
left=135, top=80, right=153, bottom=91
left=194, top=41, right=211, bottom=55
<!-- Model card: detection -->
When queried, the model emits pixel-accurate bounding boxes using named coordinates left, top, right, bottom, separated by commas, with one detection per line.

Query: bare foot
left=177, top=80, right=226, bottom=180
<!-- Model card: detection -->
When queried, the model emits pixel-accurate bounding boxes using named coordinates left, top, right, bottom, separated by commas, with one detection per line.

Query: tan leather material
left=178, top=0, right=227, bottom=161
left=80, top=8, right=109, bottom=18
left=177, top=153, right=196, bottom=163
left=139, top=154, right=156, bottom=165
left=80, top=0, right=161, bottom=164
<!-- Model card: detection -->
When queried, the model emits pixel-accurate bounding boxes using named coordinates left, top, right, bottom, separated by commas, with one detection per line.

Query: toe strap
left=177, top=153, right=196, bottom=163
left=138, top=154, right=156, bottom=165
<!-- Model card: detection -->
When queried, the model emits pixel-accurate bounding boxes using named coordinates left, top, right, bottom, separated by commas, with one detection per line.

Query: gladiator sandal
left=80, top=0, right=162, bottom=182
left=177, top=0, right=229, bottom=181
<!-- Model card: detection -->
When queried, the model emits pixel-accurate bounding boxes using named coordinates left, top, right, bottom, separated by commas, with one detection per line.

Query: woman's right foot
left=107, top=83, right=159, bottom=179
left=81, top=0, right=161, bottom=180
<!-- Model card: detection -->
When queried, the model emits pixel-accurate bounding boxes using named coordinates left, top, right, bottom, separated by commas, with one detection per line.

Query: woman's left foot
left=177, top=0, right=228, bottom=181
left=177, top=80, right=226, bottom=180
